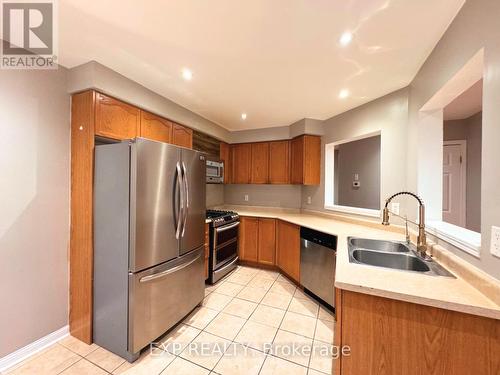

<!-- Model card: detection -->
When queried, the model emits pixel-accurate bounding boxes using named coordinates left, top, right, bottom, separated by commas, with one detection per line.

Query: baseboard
left=0, top=325, right=69, bottom=373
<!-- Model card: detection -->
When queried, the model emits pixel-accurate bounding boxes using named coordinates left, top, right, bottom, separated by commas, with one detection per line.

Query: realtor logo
left=1, top=0, right=58, bottom=69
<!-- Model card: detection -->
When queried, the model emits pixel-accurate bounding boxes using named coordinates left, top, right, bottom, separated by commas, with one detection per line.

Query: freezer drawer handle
left=175, top=162, right=184, bottom=240
left=139, top=256, right=200, bottom=283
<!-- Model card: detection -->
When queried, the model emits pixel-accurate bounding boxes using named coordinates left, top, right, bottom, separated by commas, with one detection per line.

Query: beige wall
left=0, top=68, right=70, bottom=357
left=302, top=88, right=409, bottom=214
left=68, top=61, right=231, bottom=142
left=444, top=112, right=482, bottom=232
left=408, top=0, right=500, bottom=279
left=206, top=184, right=224, bottom=208
left=224, top=185, right=302, bottom=209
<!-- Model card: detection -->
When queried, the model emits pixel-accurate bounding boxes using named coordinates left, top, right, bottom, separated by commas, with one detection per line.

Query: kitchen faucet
left=382, top=191, right=430, bottom=259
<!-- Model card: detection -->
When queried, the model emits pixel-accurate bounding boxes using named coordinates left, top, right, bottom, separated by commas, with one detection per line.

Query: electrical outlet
left=307, top=196, right=312, bottom=204
left=391, top=202, right=400, bottom=215
left=490, top=226, right=500, bottom=258
left=244, top=194, right=249, bottom=202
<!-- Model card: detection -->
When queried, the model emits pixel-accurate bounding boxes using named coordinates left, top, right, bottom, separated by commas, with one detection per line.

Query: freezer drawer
left=128, top=247, right=204, bottom=353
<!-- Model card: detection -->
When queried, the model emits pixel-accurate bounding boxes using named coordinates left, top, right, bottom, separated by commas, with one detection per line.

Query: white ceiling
left=59, top=0, right=464, bottom=131
left=444, top=79, right=483, bottom=121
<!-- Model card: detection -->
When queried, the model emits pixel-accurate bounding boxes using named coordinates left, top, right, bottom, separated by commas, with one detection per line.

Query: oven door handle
left=215, top=221, right=240, bottom=233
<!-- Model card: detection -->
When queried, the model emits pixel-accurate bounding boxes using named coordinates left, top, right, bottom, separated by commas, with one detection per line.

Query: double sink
left=348, top=238, right=455, bottom=277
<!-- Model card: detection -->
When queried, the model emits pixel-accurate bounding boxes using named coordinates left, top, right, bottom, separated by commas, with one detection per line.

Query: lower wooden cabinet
left=239, top=217, right=277, bottom=266
left=335, top=290, right=500, bottom=375
left=239, top=217, right=259, bottom=262
left=276, top=220, right=300, bottom=282
left=257, top=218, right=276, bottom=265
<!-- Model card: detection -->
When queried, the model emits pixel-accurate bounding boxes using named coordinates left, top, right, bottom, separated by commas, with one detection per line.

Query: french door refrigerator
left=93, top=138, right=206, bottom=362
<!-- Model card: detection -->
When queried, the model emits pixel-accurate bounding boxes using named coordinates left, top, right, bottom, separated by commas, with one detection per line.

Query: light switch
left=244, top=194, right=249, bottom=202
left=307, top=196, right=312, bottom=204
left=391, top=202, right=400, bottom=215
left=490, top=226, right=500, bottom=258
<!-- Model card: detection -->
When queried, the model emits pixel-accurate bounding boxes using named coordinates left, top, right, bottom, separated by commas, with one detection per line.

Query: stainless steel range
left=206, top=209, right=239, bottom=284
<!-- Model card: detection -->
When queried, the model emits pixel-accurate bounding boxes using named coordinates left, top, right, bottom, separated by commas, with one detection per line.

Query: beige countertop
left=214, top=205, right=500, bottom=320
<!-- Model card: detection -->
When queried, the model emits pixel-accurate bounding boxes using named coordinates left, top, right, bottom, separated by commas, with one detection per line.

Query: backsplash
left=206, top=184, right=224, bottom=207
left=224, top=184, right=302, bottom=208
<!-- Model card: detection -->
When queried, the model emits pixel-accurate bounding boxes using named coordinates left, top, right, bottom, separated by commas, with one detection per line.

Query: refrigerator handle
left=181, top=162, right=189, bottom=237
left=175, top=162, right=184, bottom=240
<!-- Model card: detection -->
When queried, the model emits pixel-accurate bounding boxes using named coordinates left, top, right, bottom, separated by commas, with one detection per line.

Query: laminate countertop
left=215, top=205, right=500, bottom=320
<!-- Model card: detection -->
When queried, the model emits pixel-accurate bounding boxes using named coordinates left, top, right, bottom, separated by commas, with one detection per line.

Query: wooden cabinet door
left=258, top=218, right=276, bottom=265
left=276, top=220, right=300, bottom=282
left=290, top=136, right=304, bottom=184
left=220, top=142, right=232, bottom=184
left=251, top=142, right=269, bottom=184
left=172, top=123, right=193, bottom=148
left=95, top=93, right=140, bottom=140
left=303, top=135, right=321, bottom=185
left=231, top=143, right=252, bottom=184
left=269, top=140, right=290, bottom=184
left=140, top=111, right=172, bottom=143
left=239, top=217, right=259, bottom=262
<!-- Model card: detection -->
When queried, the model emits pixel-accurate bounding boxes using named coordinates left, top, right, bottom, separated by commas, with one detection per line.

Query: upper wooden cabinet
left=220, top=142, right=232, bottom=184
left=269, top=140, right=290, bottom=184
left=257, top=218, right=276, bottom=266
left=276, top=220, right=300, bottom=282
left=291, top=135, right=321, bottom=185
left=140, top=111, right=172, bottom=143
left=172, top=123, right=193, bottom=148
left=231, top=143, right=252, bottom=184
left=239, top=217, right=259, bottom=262
left=95, top=93, right=140, bottom=140
left=251, top=142, right=270, bottom=184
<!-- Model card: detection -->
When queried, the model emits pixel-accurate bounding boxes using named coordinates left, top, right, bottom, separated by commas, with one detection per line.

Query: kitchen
left=1, top=1, right=500, bottom=374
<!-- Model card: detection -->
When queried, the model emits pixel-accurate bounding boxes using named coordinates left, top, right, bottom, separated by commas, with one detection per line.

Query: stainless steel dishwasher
left=300, top=227, right=337, bottom=308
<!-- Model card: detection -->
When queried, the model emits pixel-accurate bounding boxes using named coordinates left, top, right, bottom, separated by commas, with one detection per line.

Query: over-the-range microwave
left=206, top=159, right=224, bottom=183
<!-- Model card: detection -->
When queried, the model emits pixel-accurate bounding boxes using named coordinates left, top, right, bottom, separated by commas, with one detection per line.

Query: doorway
left=442, top=140, right=466, bottom=227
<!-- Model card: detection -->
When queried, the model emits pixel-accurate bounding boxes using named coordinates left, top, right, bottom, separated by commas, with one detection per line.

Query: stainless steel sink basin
left=352, top=249, right=430, bottom=272
left=349, top=238, right=410, bottom=253
left=348, top=237, right=455, bottom=277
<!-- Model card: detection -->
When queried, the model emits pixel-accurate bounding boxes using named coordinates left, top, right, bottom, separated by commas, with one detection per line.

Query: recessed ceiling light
left=339, top=31, right=353, bottom=46
left=241, top=113, right=247, bottom=120
left=182, top=68, right=193, bottom=81
left=339, top=89, right=349, bottom=99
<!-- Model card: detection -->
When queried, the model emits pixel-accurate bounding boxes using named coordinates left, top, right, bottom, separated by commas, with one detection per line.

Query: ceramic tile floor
left=5, top=265, right=335, bottom=375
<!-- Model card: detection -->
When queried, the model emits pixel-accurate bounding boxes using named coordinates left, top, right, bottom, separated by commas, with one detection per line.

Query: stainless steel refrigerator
left=93, top=138, right=206, bottom=362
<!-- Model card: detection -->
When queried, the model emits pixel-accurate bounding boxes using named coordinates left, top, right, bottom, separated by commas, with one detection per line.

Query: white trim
left=324, top=131, right=382, bottom=218
left=443, top=140, right=467, bottom=227
left=0, top=325, right=69, bottom=372
left=324, top=204, right=380, bottom=218
left=427, top=220, right=481, bottom=257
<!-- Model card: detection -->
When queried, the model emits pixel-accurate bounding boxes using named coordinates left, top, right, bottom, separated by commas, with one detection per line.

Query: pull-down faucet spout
left=382, top=192, right=429, bottom=259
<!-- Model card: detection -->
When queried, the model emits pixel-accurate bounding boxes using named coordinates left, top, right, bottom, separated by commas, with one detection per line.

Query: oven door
left=213, top=221, right=239, bottom=248
left=213, top=239, right=238, bottom=270
left=212, top=221, right=239, bottom=269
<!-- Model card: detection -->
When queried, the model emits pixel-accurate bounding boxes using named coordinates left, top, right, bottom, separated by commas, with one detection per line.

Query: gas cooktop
left=206, top=209, right=239, bottom=227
